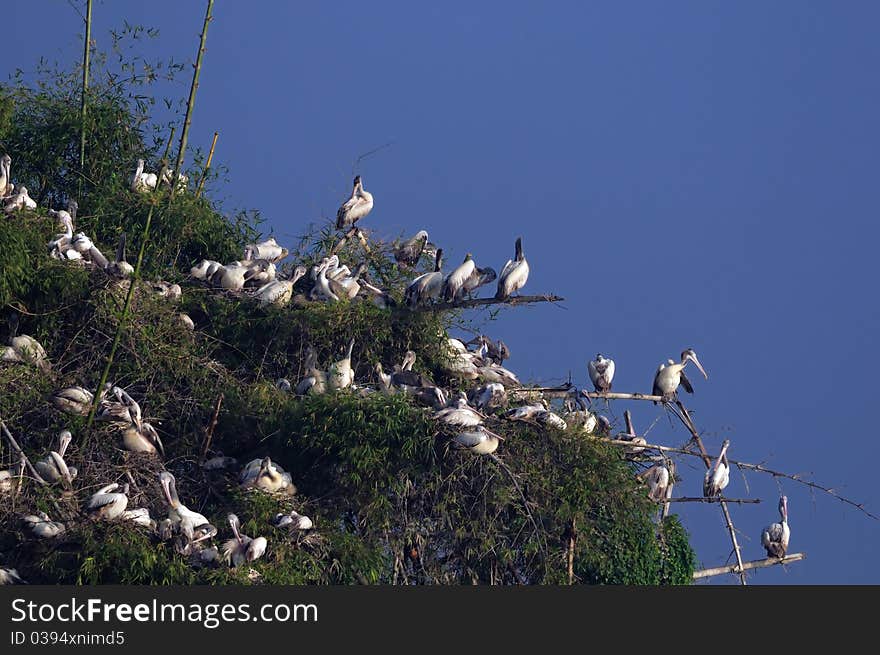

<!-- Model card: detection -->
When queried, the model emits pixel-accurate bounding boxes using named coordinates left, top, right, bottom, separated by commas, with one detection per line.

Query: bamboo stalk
left=85, top=128, right=176, bottom=429
left=194, top=131, right=219, bottom=199
left=200, top=393, right=224, bottom=462
left=77, top=0, right=93, bottom=198
left=170, top=0, right=214, bottom=199
left=693, top=553, right=805, bottom=580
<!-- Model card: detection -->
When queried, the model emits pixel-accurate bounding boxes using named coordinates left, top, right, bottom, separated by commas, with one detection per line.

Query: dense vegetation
left=0, top=33, right=695, bottom=585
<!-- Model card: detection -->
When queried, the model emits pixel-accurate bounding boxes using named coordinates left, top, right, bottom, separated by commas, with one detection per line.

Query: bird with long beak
left=452, top=426, right=503, bottom=455
left=295, top=346, right=327, bottom=396
left=254, top=265, right=307, bottom=307
left=131, top=158, right=158, bottom=192
left=394, top=230, right=429, bottom=268
left=618, top=410, right=646, bottom=457
left=34, top=430, right=77, bottom=485
left=761, top=496, right=791, bottom=558
left=122, top=420, right=164, bottom=457
left=703, top=439, right=731, bottom=498
left=636, top=461, right=674, bottom=502
left=0, top=154, right=12, bottom=197
left=105, top=233, right=135, bottom=278
left=244, top=237, right=289, bottom=263
left=87, top=483, right=130, bottom=521
left=652, top=348, right=708, bottom=403
left=3, top=185, right=37, bottom=213
left=190, top=259, right=223, bottom=281
left=222, top=514, right=267, bottom=567
left=442, top=253, right=476, bottom=303
left=459, top=265, right=497, bottom=300
left=328, top=339, right=356, bottom=390
left=239, top=457, right=297, bottom=496
left=158, top=471, right=217, bottom=541
left=495, top=237, right=529, bottom=300
left=97, top=386, right=142, bottom=427
left=121, top=507, right=154, bottom=529
left=434, top=393, right=485, bottom=429
left=22, top=511, right=66, bottom=539
left=2, top=335, right=51, bottom=372
left=468, top=382, right=508, bottom=411
left=51, top=383, right=110, bottom=416
left=336, top=175, right=374, bottom=230
left=588, top=353, right=615, bottom=393
left=272, top=511, right=314, bottom=532
left=405, top=249, right=444, bottom=307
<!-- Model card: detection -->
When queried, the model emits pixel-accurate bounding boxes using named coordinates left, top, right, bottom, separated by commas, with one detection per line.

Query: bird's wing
left=680, top=370, right=695, bottom=394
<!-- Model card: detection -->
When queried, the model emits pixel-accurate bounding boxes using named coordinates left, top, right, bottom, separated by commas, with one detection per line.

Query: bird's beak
left=688, top=352, right=708, bottom=379
left=160, top=476, right=173, bottom=505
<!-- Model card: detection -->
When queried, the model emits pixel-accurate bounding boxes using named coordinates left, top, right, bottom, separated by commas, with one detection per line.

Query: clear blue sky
left=7, top=1, right=880, bottom=584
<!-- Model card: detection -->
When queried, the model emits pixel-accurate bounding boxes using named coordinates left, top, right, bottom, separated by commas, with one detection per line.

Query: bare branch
left=662, top=497, right=761, bottom=504
left=693, top=553, right=805, bottom=580
left=413, top=294, right=565, bottom=312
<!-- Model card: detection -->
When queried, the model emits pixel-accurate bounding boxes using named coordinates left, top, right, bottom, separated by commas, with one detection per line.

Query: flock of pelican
left=0, top=160, right=792, bottom=583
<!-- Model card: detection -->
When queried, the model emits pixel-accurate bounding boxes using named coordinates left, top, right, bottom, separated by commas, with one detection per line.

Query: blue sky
left=7, top=1, right=880, bottom=584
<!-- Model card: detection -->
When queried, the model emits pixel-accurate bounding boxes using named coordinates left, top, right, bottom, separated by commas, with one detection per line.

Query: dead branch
left=581, top=390, right=665, bottom=403
left=200, top=393, right=224, bottom=463
left=1, top=418, right=48, bottom=486
left=415, top=294, right=565, bottom=312
left=662, top=497, right=761, bottom=504
left=693, top=553, right=806, bottom=580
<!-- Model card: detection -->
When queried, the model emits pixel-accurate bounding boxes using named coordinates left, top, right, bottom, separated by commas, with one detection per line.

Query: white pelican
left=2, top=335, right=51, bottom=372
left=652, top=348, right=708, bottom=403
left=328, top=339, right=355, bottom=390
left=254, top=265, right=306, bottom=307
left=158, top=471, right=217, bottom=541
left=22, top=511, right=65, bottom=539
left=0, top=154, right=11, bottom=197
left=469, top=382, right=507, bottom=411
left=34, top=430, right=77, bottom=484
left=495, top=237, right=529, bottom=300
left=160, top=167, right=188, bottom=191
left=222, top=514, right=267, bottom=567
left=244, top=237, right=289, bottom=263
left=434, top=394, right=484, bottom=428
left=190, top=259, right=223, bottom=280
left=405, top=248, right=445, bottom=307
left=239, top=457, right=297, bottom=496
left=296, top=346, right=327, bottom=395
left=0, top=567, right=26, bottom=585
left=87, top=482, right=130, bottom=521
left=3, top=185, right=37, bottom=213
left=272, top=511, right=314, bottom=531
left=761, top=496, right=790, bottom=558
left=442, top=253, right=476, bottom=302
left=394, top=231, right=429, bottom=268
left=588, top=353, right=615, bottom=393
left=106, top=233, right=134, bottom=278
left=703, top=439, right=731, bottom=498
left=122, top=421, right=164, bottom=456
left=48, top=200, right=78, bottom=256
left=0, top=459, right=23, bottom=494
left=328, top=262, right=367, bottom=300
left=452, top=426, right=502, bottom=455
left=336, top=175, right=374, bottom=229
left=636, top=462, right=672, bottom=502
left=131, top=158, right=158, bottom=192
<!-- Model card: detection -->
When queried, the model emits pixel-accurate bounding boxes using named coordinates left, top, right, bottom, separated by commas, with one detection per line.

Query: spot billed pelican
left=222, top=514, right=267, bottom=567
left=22, top=511, right=65, bottom=539
left=97, top=386, right=142, bottom=427
left=190, top=259, right=223, bottom=280
left=652, top=348, right=708, bottom=403
left=272, top=511, right=314, bottom=531
left=34, top=430, right=77, bottom=484
left=131, top=158, right=158, bottom=192
left=588, top=353, right=615, bottom=393
left=761, top=496, right=790, bottom=558
left=394, top=230, right=429, bottom=268
left=87, top=483, right=130, bottom=521
left=106, top=233, right=135, bottom=278
left=336, top=175, right=374, bottom=229
left=495, top=237, right=529, bottom=300
left=468, top=382, right=507, bottom=411
left=0, top=459, right=24, bottom=494
left=434, top=394, right=485, bottom=428
left=122, top=421, right=164, bottom=456
left=703, top=439, right=731, bottom=498
left=0, top=154, right=12, bottom=197
left=254, top=265, right=307, bottom=307
left=211, top=260, right=267, bottom=292
left=452, top=426, right=503, bottom=455
left=636, top=461, right=674, bottom=502
left=405, top=249, right=444, bottom=307
left=328, top=339, right=355, bottom=390
left=158, top=471, right=217, bottom=541
left=459, top=265, right=497, bottom=300
left=51, top=384, right=109, bottom=415
left=0, top=567, right=26, bottom=585
left=619, top=410, right=646, bottom=456
left=244, top=237, right=289, bottom=263
left=3, top=186, right=37, bottom=213
left=2, top=335, right=51, bottom=372
left=296, top=346, right=327, bottom=396
left=441, top=253, right=476, bottom=302
left=239, top=457, right=297, bottom=496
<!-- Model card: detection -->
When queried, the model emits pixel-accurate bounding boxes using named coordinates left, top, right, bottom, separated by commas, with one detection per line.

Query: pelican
left=190, top=259, right=223, bottom=280
left=312, top=257, right=340, bottom=302
left=0, top=154, right=11, bottom=196
left=244, top=237, right=289, bottom=263
left=22, top=512, right=65, bottom=539
left=160, top=167, right=188, bottom=191
left=122, top=421, right=164, bottom=456
left=405, top=249, right=445, bottom=307
left=158, top=471, right=217, bottom=541
left=652, top=348, right=708, bottom=402
left=97, top=386, right=142, bottom=427
left=51, top=384, right=108, bottom=415
left=3, top=185, right=37, bottom=213
left=336, top=175, right=374, bottom=229
left=468, top=382, right=507, bottom=411
left=636, top=462, right=672, bottom=502
left=243, top=258, right=276, bottom=286
left=434, top=394, right=484, bottom=428
left=34, top=430, right=77, bottom=484
left=359, top=277, right=396, bottom=308
left=328, top=262, right=367, bottom=300
left=477, top=362, right=520, bottom=387
left=442, top=253, right=476, bottom=302
left=495, top=237, right=529, bottom=300
left=239, top=457, right=297, bottom=496
left=536, top=409, right=567, bottom=431
left=105, top=233, right=135, bottom=278
left=48, top=199, right=78, bottom=233
left=458, top=266, right=497, bottom=300
left=588, top=354, right=615, bottom=393
left=178, top=313, right=195, bottom=330
left=48, top=200, right=78, bottom=255
left=272, top=511, right=314, bottom=531
left=328, top=339, right=355, bottom=390
left=222, top=514, right=267, bottom=567
left=152, top=280, right=182, bottom=300
left=131, top=158, right=158, bottom=192
left=296, top=346, right=326, bottom=395
left=470, top=335, right=510, bottom=365
left=211, top=261, right=267, bottom=291
left=2, top=335, right=51, bottom=372
left=761, top=496, right=790, bottom=559
left=619, top=410, right=646, bottom=456
left=503, top=402, right=547, bottom=423
left=121, top=508, right=154, bottom=528
left=87, top=483, right=130, bottom=521
left=254, top=266, right=306, bottom=307
left=394, top=231, right=429, bottom=268
left=0, top=459, right=23, bottom=494
left=703, top=439, right=731, bottom=498
left=0, top=568, right=26, bottom=585
left=452, top=426, right=502, bottom=455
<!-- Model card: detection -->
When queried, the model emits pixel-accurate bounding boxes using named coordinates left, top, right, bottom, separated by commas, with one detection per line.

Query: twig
left=194, top=131, right=218, bottom=199
left=200, top=393, right=224, bottom=463
left=693, top=553, right=805, bottom=579
left=662, top=497, right=761, bottom=504
left=567, top=517, right=576, bottom=585
left=330, top=227, right=361, bottom=256
left=415, top=294, right=565, bottom=312
left=0, top=418, right=47, bottom=485
left=488, top=453, right=546, bottom=557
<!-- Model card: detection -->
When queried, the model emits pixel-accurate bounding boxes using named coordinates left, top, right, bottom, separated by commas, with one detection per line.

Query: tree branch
left=693, top=553, right=805, bottom=580
left=662, top=497, right=762, bottom=504
left=413, top=294, right=565, bottom=312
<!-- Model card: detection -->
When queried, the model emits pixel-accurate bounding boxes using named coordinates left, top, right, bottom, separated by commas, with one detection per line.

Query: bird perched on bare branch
left=336, top=175, right=373, bottom=229
left=588, top=353, right=615, bottom=392
left=394, top=230, right=429, bottom=268
left=495, top=236, right=529, bottom=300
left=761, top=496, right=790, bottom=558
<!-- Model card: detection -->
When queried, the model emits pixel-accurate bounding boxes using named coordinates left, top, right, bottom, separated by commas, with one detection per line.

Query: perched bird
left=703, top=439, right=731, bottom=498
left=152, top=280, right=183, bottom=300
left=222, top=514, right=267, bottom=567
left=211, top=261, right=267, bottom=292
left=158, top=471, right=217, bottom=541
left=22, top=512, right=65, bottom=539
left=131, top=158, right=158, bottom=192
left=336, top=175, right=374, bottom=229
left=618, top=410, right=646, bottom=456
left=0, top=153, right=12, bottom=197
left=244, top=237, right=289, bottom=263
left=459, top=266, right=497, bottom=300
left=239, top=457, right=297, bottom=496
left=327, top=339, right=356, bottom=390
left=394, top=230, right=429, bottom=268
left=190, top=259, right=223, bottom=281
left=254, top=266, right=306, bottom=307
left=503, top=402, right=547, bottom=423
left=51, top=384, right=108, bottom=416
left=468, top=382, right=507, bottom=411
left=122, top=421, right=164, bottom=456
left=0, top=459, right=24, bottom=494
left=405, top=249, right=444, bottom=307
left=296, top=346, right=327, bottom=396
left=588, top=354, right=615, bottom=393
left=636, top=462, right=672, bottom=501
left=761, top=496, right=791, bottom=559
left=96, top=386, right=142, bottom=427
left=442, top=254, right=476, bottom=302
left=434, top=394, right=484, bottom=428
left=2, top=335, right=51, bottom=372
left=105, top=233, right=135, bottom=278
left=3, top=185, right=37, bottom=213
left=121, top=508, right=154, bottom=528
left=535, top=409, right=567, bottom=431
left=495, top=237, right=529, bottom=300
left=652, top=348, right=708, bottom=403
left=87, top=483, right=130, bottom=521
left=272, top=511, right=314, bottom=531
left=452, top=426, right=502, bottom=455
left=34, top=430, right=77, bottom=484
